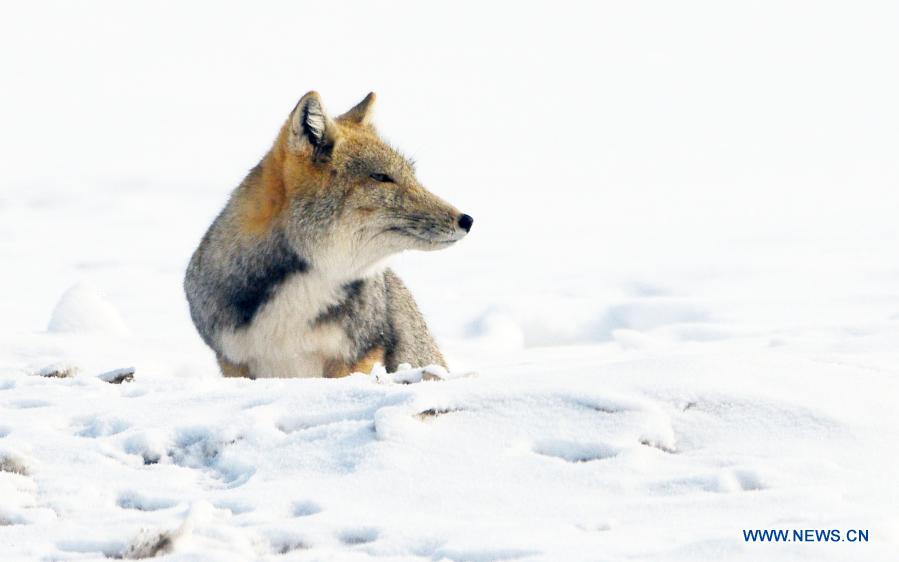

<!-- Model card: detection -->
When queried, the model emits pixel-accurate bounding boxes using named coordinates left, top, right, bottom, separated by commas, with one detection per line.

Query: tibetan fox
left=184, top=92, right=473, bottom=379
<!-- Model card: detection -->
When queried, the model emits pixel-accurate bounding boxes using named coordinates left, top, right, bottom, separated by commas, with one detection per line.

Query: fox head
left=243, top=91, right=473, bottom=278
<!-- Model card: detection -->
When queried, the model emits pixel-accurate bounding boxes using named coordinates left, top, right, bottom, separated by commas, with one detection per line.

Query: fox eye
left=370, top=173, right=395, bottom=183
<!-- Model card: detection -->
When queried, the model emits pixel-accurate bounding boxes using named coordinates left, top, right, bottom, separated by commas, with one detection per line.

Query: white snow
left=47, top=283, right=129, bottom=335
left=2, top=1, right=899, bottom=560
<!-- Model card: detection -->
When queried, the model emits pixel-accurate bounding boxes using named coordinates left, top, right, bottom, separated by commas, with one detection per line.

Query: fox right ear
left=337, top=92, right=376, bottom=126
left=288, top=91, right=338, bottom=162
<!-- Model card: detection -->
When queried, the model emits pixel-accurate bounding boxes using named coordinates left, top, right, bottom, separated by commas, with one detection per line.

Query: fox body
left=184, top=92, right=472, bottom=379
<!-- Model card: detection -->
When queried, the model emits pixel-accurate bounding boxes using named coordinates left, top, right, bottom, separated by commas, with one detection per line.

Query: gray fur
left=183, top=92, right=467, bottom=378
left=185, top=209, right=445, bottom=372
left=382, top=269, right=445, bottom=368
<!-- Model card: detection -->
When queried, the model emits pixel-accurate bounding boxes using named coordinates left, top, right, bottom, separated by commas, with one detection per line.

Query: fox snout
left=387, top=204, right=473, bottom=250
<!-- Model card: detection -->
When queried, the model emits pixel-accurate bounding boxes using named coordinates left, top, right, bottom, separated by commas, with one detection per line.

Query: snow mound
left=47, top=282, right=128, bottom=335
left=2, top=351, right=896, bottom=560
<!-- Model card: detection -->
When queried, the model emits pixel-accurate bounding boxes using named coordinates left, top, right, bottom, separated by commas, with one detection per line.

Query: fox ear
left=288, top=91, right=337, bottom=162
left=337, top=92, right=376, bottom=126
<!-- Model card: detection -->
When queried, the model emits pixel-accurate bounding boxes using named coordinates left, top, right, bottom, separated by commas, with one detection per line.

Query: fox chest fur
left=218, top=272, right=359, bottom=378
left=183, top=90, right=472, bottom=379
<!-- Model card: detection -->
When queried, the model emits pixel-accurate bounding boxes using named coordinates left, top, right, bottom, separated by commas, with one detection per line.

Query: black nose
left=458, top=213, right=474, bottom=233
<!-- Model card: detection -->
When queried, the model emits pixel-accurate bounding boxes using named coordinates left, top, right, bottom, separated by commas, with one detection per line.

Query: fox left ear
left=288, top=91, right=338, bottom=162
left=337, top=92, right=376, bottom=126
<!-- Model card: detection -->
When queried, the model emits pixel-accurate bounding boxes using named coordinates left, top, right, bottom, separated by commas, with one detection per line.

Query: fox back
left=184, top=92, right=473, bottom=378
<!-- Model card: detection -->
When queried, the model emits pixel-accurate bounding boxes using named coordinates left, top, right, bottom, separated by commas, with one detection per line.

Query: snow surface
left=2, top=1, right=899, bottom=560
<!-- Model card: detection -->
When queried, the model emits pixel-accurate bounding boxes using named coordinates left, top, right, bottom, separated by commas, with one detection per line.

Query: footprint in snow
left=0, top=512, right=28, bottom=526
left=74, top=415, right=131, bottom=438
left=533, top=439, right=619, bottom=463
left=654, top=469, right=767, bottom=494
left=122, top=432, right=167, bottom=465
left=729, top=468, right=766, bottom=491
left=269, top=535, right=310, bottom=554
left=339, top=527, right=379, bottom=545
left=213, top=499, right=255, bottom=515
left=117, top=490, right=178, bottom=511
left=168, top=427, right=256, bottom=488
left=292, top=500, right=322, bottom=517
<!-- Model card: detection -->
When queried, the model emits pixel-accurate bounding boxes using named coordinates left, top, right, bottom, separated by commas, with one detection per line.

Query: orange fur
left=218, top=357, right=253, bottom=379
left=233, top=119, right=379, bottom=236
left=324, top=347, right=386, bottom=378
left=188, top=92, right=460, bottom=380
